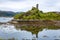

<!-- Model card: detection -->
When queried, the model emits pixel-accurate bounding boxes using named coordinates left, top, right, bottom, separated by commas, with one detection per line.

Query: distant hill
left=0, top=11, right=17, bottom=17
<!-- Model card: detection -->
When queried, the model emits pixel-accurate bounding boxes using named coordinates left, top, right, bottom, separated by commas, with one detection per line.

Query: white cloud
left=0, top=0, right=60, bottom=12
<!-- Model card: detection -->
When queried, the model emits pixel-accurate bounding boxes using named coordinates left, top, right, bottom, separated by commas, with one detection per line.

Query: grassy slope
left=14, top=7, right=60, bottom=20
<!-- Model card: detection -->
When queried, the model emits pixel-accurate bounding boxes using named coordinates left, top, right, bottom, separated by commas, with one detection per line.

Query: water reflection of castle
left=14, top=23, right=60, bottom=40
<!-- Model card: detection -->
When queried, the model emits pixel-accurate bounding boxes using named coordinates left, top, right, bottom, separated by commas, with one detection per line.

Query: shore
left=8, top=19, right=60, bottom=27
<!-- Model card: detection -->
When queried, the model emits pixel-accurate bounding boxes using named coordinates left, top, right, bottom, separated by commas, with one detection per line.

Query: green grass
left=14, top=7, right=60, bottom=20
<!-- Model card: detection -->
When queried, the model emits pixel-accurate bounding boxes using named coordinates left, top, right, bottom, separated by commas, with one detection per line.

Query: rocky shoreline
left=7, top=19, right=60, bottom=27
left=0, top=19, right=60, bottom=27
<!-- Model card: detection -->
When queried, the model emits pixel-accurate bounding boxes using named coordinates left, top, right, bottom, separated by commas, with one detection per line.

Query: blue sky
left=0, top=0, right=60, bottom=12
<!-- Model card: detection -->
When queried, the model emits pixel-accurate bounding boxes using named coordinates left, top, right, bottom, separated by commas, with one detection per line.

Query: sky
left=0, top=0, right=60, bottom=12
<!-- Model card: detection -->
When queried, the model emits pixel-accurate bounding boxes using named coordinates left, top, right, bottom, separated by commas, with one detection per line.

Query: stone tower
left=36, top=4, right=39, bottom=9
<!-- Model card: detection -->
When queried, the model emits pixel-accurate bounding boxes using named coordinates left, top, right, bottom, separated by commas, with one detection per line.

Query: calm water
left=0, top=17, right=13, bottom=23
left=0, top=17, right=60, bottom=40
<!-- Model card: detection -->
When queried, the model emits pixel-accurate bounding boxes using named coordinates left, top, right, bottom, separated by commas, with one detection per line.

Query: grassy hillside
left=14, top=7, right=60, bottom=20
